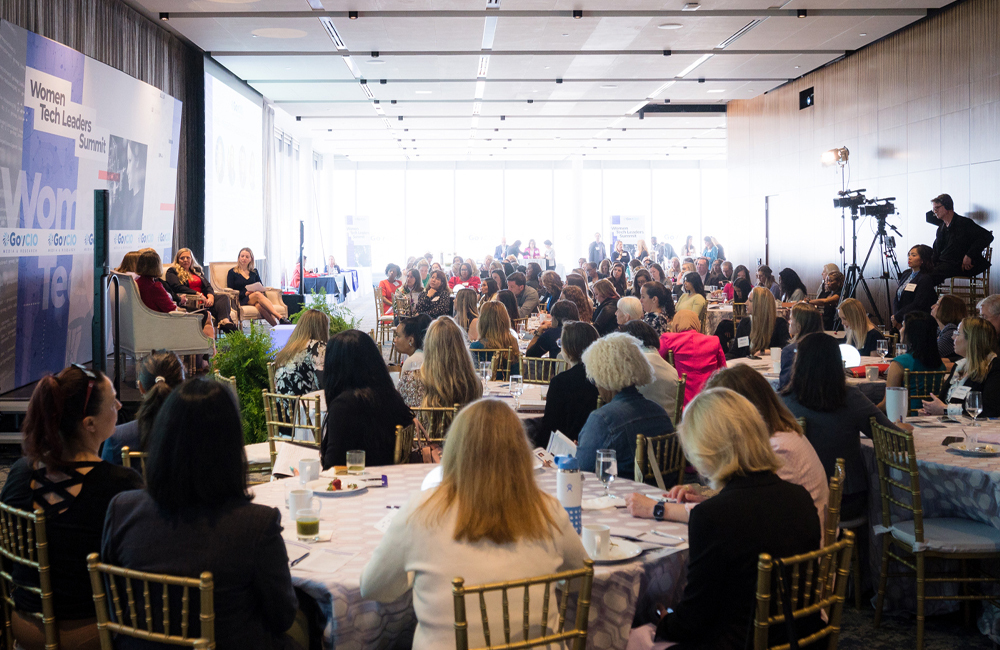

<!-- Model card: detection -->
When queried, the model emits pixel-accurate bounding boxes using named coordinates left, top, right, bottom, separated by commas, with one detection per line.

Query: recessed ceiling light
left=562, top=33, right=569, bottom=37
left=601, top=84, right=617, bottom=89
left=658, top=23, right=683, bottom=30
left=794, top=65, right=800, bottom=69
left=707, top=89, right=725, bottom=93
left=366, top=59, right=385, bottom=64
left=860, top=33, right=867, bottom=36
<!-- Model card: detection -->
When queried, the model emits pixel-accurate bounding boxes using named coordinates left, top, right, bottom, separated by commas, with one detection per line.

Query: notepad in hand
left=546, top=430, right=577, bottom=457
left=245, top=282, right=266, bottom=293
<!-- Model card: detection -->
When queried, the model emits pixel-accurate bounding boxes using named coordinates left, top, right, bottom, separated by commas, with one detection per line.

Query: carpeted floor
left=839, top=605, right=994, bottom=649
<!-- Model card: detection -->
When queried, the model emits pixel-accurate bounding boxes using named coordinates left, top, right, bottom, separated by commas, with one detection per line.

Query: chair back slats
left=752, top=531, right=855, bottom=650
left=902, top=369, right=949, bottom=416
left=634, top=433, right=685, bottom=487
left=825, top=459, right=845, bottom=547
left=262, top=391, right=323, bottom=469
left=411, top=405, right=461, bottom=446
left=452, top=560, right=594, bottom=650
left=870, top=418, right=925, bottom=543
left=121, top=446, right=148, bottom=481
left=520, top=358, right=568, bottom=385
left=88, top=554, right=215, bottom=650
left=470, top=348, right=515, bottom=381
left=393, top=425, right=413, bottom=465
left=0, top=502, right=56, bottom=650
left=211, top=371, right=238, bottom=397
left=674, top=374, right=686, bottom=425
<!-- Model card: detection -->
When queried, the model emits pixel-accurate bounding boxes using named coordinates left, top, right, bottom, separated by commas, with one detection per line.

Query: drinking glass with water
left=596, top=449, right=617, bottom=497
left=966, top=391, right=983, bottom=427
left=509, top=374, right=524, bottom=409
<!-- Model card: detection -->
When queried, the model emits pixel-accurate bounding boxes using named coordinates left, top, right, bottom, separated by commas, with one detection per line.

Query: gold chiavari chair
left=266, top=361, right=277, bottom=393
left=393, top=425, right=413, bottom=465
left=826, top=459, right=845, bottom=547
left=673, top=374, right=686, bottom=426
left=829, top=456, right=863, bottom=609
left=731, top=302, right=747, bottom=338
left=211, top=371, right=237, bottom=397
left=411, top=404, right=461, bottom=447
left=512, top=317, right=530, bottom=334
left=520, top=358, right=568, bottom=385
left=665, top=349, right=675, bottom=367
left=902, top=369, right=950, bottom=417
left=121, top=446, right=149, bottom=481
left=87, top=554, right=214, bottom=650
left=634, top=432, right=685, bottom=487
left=373, top=286, right=395, bottom=348
left=751, top=531, right=855, bottom=650
left=470, top=348, right=515, bottom=381
left=452, top=560, right=595, bottom=650
left=0, top=502, right=56, bottom=650
left=870, top=419, right=1000, bottom=650
left=262, top=391, right=323, bottom=469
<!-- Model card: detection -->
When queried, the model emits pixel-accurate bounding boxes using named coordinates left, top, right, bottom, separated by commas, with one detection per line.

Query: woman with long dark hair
left=609, top=262, right=628, bottom=297
left=479, top=277, right=499, bottom=302
left=415, top=269, right=453, bottom=318
left=322, top=330, right=413, bottom=468
left=591, top=279, right=621, bottom=337
left=777, top=267, right=808, bottom=303
left=674, top=272, right=707, bottom=322
left=393, top=268, right=423, bottom=321
left=892, top=244, right=938, bottom=329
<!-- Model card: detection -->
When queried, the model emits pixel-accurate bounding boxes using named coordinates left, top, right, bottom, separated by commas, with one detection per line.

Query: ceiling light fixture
left=658, top=23, right=683, bottom=30
left=647, top=80, right=676, bottom=98
left=707, top=89, right=725, bottom=93
left=478, top=55, right=490, bottom=78
left=797, top=9, right=807, bottom=18
left=473, top=102, right=482, bottom=115
left=349, top=11, right=358, bottom=19
left=475, top=80, right=486, bottom=98
left=860, top=33, right=867, bottom=36
left=319, top=18, right=346, bottom=49
left=573, top=10, right=583, bottom=19
left=681, top=3, right=700, bottom=11
left=159, top=12, right=168, bottom=21
left=343, top=55, right=362, bottom=78
left=482, top=15, right=498, bottom=49
left=601, top=84, right=618, bottom=89
left=676, top=53, right=713, bottom=78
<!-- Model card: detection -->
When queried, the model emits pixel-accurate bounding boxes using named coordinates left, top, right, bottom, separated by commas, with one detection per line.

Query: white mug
left=299, top=458, right=321, bottom=483
left=288, top=488, right=322, bottom=517
left=582, top=524, right=611, bottom=559
left=770, top=347, right=781, bottom=360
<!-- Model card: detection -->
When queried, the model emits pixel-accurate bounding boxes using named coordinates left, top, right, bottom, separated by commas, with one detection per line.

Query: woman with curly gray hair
left=575, top=333, right=674, bottom=476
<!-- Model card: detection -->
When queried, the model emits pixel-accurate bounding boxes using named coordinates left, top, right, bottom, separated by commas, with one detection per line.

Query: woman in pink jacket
left=659, top=309, right=726, bottom=406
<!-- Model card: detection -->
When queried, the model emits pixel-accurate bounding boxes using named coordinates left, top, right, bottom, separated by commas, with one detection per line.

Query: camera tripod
left=840, top=212, right=902, bottom=326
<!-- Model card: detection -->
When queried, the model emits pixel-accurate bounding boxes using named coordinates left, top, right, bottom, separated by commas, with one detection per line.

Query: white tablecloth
left=728, top=352, right=887, bottom=402
left=251, top=465, right=690, bottom=650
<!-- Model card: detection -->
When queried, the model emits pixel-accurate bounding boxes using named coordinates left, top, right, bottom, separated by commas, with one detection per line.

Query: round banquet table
left=860, top=419, right=1000, bottom=643
left=727, top=352, right=887, bottom=404
left=704, top=303, right=790, bottom=336
left=251, top=465, right=690, bottom=650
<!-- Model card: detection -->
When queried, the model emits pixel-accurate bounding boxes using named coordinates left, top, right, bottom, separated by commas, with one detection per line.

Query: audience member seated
left=808, top=269, right=843, bottom=330
left=420, top=317, right=483, bottom=410
left=979, top=295, right=1000, bottom=333
left=615, top=296, right=644, bottom=329
left=674, top=272, right=707, bottom=323
left=639, top=281, right=674, bottom=335
left=608, top=262, right=628, bottom=297
left=526, top=300, right=577, bottom=358
left=891, top=244, right=938, bottom=330
left=360, top=399, right=587, bottom=649
left=274, top=309, right=328, bottom=395
left=648, top=263, right=668, bottom=286
left=470, top=302, right=521, bottom=378
left=591, top=279, right=621, bottom=337
left=448, top=262, right=481, bottom=291
left=417, top=259, right=431, bottom=288
left=495, top=289, right=520, bottom=326
left=576, top=333, right=674, bottom=475
left=415, top=270, right=453, bottom=318
left=540, top=271, right=563, bottom=311
left=726, top=287, right=790, bottom=359
left=166, top=248, right=236, bottom=333
left=778, top=304, right=823, bottom=389
left=537, top=322, right=600, bottom=443
left=622, top=321, right=679, bottom=420
left=839, top=297, right=885, bottom=355
left=395, top=315, right=432, bottom=407
left=379, top=264, right=402, bottom=314
left=878, top=311, right=946, bottom=413
left=625, top=388, right=820, bottom=650
left=393, top=269, right=423, bottom=321
left=932, top=294, right=968, bottom=361
left=525, top=262, right=543, bottom=293
left=479, top=277, right=499, bottom=303
left=756, top=264, right=781, bottom=300
left=1, top=365, right=143, bottom=650
left=565, top=272, right=591, bottom=298
left=730, top=276, right=753, bottom=304
left=227, top=247, right=286, bottom=327
left=101, top=378, right=299, bottom=650
left=782, top=333, right=908, bottom=521
left=322, top=330, right=413, bottom=469
left=490, top=267, right=508, bottom=291
left=927, top=192, right=994, bottom=281
left=507, top=272, right=539, bottom=318
left=631, top=269, right=651, bottom=298
left=921, top=316, right=1000, bottom=417
left=777, top=267, right=808, bottom=303
left=453, top=287, right=480, bottom=341
left=559, top=285, right=593, bottom=323
left=659, top=310, right=726, bottom=406
left=101, top=351, right=184, bottom=465
left=815, top=263, right=839, bottom=295
left=115, top=251, right=140, bottom=275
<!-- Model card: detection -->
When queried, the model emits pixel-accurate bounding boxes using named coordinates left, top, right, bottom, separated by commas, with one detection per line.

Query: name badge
left=737, top=336, right=750, bottom=348
left=951, top=385, right=971, bottom=400
left=904, top=283, right=917, bottom=292
left=432, top=296, right=440, bottom=302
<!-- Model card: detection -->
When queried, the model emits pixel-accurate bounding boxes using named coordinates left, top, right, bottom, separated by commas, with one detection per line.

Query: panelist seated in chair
left=134, top=250, right=215, bottom=339
left=1, top=365, right=143, bottom=650
left=360, top=399, right=588, bottom=650
left=100, top=378, right=300, bottom=650
left=927, top=192, right=994, bottom=282
left=165, top=248, right=237, bottom=333
left=227, top=247, right=288, bottom=327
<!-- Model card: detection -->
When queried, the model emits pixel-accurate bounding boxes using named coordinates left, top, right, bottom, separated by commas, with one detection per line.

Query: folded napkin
left=582, top=495, right=624, bottom=510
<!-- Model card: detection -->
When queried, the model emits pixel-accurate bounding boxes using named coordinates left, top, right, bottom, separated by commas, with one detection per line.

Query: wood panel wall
left=726, top=0, right=1000, bottom=321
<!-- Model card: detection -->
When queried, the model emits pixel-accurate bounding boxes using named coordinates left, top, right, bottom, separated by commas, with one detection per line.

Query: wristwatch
left=653, top=502, right=665, bottom=522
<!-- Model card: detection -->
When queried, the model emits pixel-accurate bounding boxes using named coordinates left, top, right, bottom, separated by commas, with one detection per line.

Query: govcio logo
left=139, top=233, right=153, bottom=244
left=3, top=232, right=38, bottom=248
left=84, top=233, right=95, bottom=245
left=47, top=233, right=77, bottom=247
left=115, top=233, right=134, bottom=245
left=158, top=233, right=168, bottom=243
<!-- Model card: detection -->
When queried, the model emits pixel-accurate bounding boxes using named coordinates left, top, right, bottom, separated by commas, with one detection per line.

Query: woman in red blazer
left=659, top=309, right=726, bottom=406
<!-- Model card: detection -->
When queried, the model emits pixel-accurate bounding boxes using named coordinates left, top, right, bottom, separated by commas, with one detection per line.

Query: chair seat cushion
left=379, top=315, right=394, bottom=323
left=890, top=518, right=1000, bottom=554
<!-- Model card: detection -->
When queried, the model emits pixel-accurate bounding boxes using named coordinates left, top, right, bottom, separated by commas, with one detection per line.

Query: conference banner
left=609, top=214, right=645, bottom=254
left=0, top=21, right=182, bottom=392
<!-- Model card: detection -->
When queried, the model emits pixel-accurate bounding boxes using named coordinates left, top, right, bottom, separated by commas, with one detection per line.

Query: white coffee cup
left=582, top=524, right=611, bottom=559
left=299, top=458, right=321, bottom=483
left=770, top=347, right=781, bottom=360
left=288, top=488, right=322, bottom=517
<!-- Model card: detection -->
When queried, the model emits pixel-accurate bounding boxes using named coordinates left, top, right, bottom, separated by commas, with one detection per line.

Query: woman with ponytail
left=0, top=365, right=144, bottom=650
left=101, top=351, right=185, bottom=465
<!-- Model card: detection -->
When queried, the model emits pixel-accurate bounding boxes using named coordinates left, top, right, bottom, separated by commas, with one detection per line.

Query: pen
left=290, top=553, right=310, bottom=567
left=651, top=530, right=686, bottom=542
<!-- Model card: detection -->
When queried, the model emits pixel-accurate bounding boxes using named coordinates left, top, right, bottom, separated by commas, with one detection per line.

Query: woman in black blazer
left=166, top=248, right=237, bottom=333
left=892, top=244, right=938, bottom=329
left=591, top=279, right=620, bottom=337
left=539, top=322, right=600, bottom=442
left=322, top=330, right=413, bottom=469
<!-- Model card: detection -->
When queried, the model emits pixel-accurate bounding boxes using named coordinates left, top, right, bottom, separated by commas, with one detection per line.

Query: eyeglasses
left=71, top=363, right=97, bottom=413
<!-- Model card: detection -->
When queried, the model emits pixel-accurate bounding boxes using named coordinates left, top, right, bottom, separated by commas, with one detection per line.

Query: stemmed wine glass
left=895, top=342, right=908, bottom=357
left=966, top=391, right=983, bottom=427
left=509, top=374, right=524, bottom=409
left=596, top=449, right=617, bottom=497
left=876, top=339, right=888, bottom=363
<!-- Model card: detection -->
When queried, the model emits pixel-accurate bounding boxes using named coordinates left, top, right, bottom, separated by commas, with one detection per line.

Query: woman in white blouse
left=360, top=399, right=588, bottom=649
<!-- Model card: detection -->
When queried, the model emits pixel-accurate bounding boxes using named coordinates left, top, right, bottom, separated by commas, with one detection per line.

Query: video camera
left=833, top=189, right=867, bottom=210
left=860, top=198, right=896, bottom=218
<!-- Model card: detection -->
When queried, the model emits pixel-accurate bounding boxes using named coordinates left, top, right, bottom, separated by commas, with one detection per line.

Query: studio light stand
left=837, top=192, right=903, bottom=327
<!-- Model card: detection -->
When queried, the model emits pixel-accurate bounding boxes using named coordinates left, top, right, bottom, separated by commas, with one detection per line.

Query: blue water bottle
left=555, top=455, right=582, bottom=534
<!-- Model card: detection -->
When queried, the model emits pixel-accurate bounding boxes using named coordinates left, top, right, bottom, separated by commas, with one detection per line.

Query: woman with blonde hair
left=469, top=301, right=521, bottom=378
left=421, top=316, right=483, bottom=409
left=728, top=286, right=789, bottom=359
left=635, top=239, right=650, bottom=262
left=273, top=309, right=329, bottom=395
left=452, top=288, right=480, bottom=341
left=165, top=248, right=236, bottom=333
left=922, top=316, right=1000, bottom=417
left=838, top=297, right=885, bottom=355
left=360, top=399, right=587, bottom=649
left=623, top=388, right=820, bottom=650
left=227, top=247, right=286, bottom=326
left=559, top=285, right=593, bottom=323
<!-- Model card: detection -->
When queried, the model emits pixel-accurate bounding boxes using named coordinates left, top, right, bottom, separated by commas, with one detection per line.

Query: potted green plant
left=289, top=288, right=360, bottom=336
left=211, top=323, right=275, bottom=444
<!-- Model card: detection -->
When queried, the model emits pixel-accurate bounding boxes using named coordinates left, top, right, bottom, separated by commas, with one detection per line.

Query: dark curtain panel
left=0, top=0, right=204, bottom=259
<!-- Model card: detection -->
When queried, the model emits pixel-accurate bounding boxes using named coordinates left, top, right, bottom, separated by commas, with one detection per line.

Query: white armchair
left=107, top=272, right=215, bottom=358
left=208, top=262, right=288, bottom=327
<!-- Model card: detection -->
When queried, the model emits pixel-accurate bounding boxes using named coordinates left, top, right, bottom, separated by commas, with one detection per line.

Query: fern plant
left=289, top=288, right=360, bottom=336
left=211, top=323, right=275, bottom=444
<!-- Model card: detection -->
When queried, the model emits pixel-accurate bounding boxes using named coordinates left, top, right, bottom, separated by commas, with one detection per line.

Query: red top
left=188, top=274, right=203, bottom=294
left=448, top=275, right=481, bottom=290
left=658, top=330, right=727, bottom=405
left=378, top=279, right=401, bottom=314
left=136, top=276, right=177, bottom=313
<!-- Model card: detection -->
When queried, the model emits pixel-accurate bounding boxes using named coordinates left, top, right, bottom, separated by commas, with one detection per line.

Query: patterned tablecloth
left=251, top=465, right=690, bottom=650
left=859, top=419, right=1000, bottom=641
left=728, top=353, right=887, bottom=403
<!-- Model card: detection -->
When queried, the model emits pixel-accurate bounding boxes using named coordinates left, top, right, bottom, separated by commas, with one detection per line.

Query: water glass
left=895, top=343, right=907, bottom=357
left=509, top=374, right=524, bottom=409
left=965, top=391, right=983, bottom=426
left=479, top=361, right=491, bottom=394
left=596, top=449, right=617, bottom=497
left=876, top=339, right=888, bottom=361
left=346, top=449, right=366, bottom=475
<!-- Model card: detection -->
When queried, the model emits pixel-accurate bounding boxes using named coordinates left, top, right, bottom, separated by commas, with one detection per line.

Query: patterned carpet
left=839, top=606, right=994, bottom=649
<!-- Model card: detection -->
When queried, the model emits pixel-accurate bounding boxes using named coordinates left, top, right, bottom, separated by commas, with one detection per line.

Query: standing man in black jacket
left=927, top=193, right=994, bottom=282
left=588, top=232, right=607, bottom=264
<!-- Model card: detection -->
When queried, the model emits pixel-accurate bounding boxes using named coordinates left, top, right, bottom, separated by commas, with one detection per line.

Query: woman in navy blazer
left=892, top=244, right=938, bottom=329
